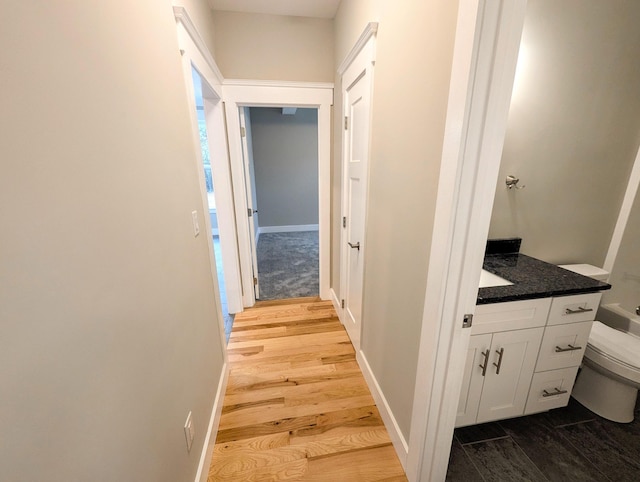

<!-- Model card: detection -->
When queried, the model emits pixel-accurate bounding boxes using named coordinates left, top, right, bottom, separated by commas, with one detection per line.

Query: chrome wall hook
left=506, top=175, right=525, bottom=189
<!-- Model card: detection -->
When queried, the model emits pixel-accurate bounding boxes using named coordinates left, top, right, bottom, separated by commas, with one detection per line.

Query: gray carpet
left=256, top=231, right=319, bottom=300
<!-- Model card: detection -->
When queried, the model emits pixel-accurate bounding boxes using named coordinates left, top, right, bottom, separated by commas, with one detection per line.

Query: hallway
left=207, top=297, right=407, bottom=481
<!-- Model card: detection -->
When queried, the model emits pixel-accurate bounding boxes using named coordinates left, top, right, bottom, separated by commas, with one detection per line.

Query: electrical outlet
left=184, top=411, right=195, bottom=452
left=191, top=210, right=200, bottom=237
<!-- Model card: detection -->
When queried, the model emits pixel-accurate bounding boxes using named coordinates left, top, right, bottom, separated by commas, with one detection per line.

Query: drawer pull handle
left=555, top=344, right=582, bottom=353
left=479, top=349, right=489, bottom=377
left=565, top=306, right=593, bottom=315
left=493, top=348, right=504, bottom=375
left=542, top=387, right=568, bottom=398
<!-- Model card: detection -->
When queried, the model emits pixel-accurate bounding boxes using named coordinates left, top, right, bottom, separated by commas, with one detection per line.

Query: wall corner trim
left=173, top=6, right=224, bottom=85
left=356, top=351, right=409, bottom=470
left=194, top=361, right=230, bottom=482
left=337, top=22, right=379, bottom=75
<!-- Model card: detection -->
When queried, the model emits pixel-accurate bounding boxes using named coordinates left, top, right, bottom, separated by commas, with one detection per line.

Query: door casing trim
left=406, top=1, right=528, bottom=480
left=223, top=83, right=333, bottom=306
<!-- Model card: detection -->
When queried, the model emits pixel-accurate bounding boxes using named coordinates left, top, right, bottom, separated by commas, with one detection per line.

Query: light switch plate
left=191, top=211, right=200, bottom=237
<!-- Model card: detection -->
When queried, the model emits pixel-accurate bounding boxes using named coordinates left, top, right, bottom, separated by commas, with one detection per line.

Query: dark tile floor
left=447, top=396, right=640, bottom=481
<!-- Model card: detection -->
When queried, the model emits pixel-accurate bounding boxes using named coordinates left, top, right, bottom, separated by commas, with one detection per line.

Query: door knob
left=348, top=242, right=360, bottom=250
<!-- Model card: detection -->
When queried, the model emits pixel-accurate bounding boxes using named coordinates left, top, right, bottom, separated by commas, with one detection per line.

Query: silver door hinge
left=342, top=216, right=347, bottom=228
left=462, top=314, right=473, bottom=328
left=247, top=208, right=253, bottom=217
left=253, top=277, right=258, bottom=286
left=241, top=126, right=246, bottom=137
left=341, top=299, right=345, bottom=309
left=344, top=116, right=348, bottom=130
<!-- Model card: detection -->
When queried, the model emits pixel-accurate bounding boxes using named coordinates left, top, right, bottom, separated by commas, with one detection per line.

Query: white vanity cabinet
left=456, top=293, right=601, bottom=427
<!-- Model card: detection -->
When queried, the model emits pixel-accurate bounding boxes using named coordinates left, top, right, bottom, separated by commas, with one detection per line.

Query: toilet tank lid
left=559, top=264, right=609, bottom=281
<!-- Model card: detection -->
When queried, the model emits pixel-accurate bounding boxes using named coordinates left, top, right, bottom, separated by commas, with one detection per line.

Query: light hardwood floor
left=208, top=297, right=408, bottom=481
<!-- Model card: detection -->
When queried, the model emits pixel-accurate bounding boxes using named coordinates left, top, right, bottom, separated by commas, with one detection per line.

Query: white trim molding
left=330, top=287, right=342, bottom=315
left=356, top=351, right=409, bottom=469
left=224, top=79, right=334, bottom=90
left=258, top=224, right=319, bottom=235
left=194, top=363, right=230, bottom=482
left=337, top=22, right=379, bottom=75
left=173, top=6, right=224, bottom=85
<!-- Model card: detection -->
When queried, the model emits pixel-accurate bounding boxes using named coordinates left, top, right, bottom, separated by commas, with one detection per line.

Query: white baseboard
left=195, top=362, right=229, bottom=482
left=257, top=224, right=319, bottom=236
left=330, top=287, right=342, bottom=320
left=356, top=351, right=409, bottom=470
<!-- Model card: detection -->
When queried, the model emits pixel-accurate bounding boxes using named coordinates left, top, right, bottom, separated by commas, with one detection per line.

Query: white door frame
left=223, top=81, right=333, bottom=307
left=338, top=24, right=377, bottom=353
left=173, top=8, right=242, bottom=317
left=406, top=1, right=528, bottom=480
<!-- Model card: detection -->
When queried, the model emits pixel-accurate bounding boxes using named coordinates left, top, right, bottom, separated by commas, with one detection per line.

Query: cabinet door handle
left=542, top=387, right=568, bottom=398
left=493, top=348, right=504, bottom=375
left=565, top=306, right=593, bottom=315
left=479, top=349, right=489, bottom=377
left=555, top=344, right=583, bottom=353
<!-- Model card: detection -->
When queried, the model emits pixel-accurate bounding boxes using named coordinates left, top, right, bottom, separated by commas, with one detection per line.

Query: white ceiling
left=208, top=0, right=342, bottom=19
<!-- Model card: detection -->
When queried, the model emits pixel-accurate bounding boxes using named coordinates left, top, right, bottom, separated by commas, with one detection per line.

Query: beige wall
left=249, top=108, right=319, bottom=227
left=603, top=184, right=640, bottom=312
left=212, top=11, right=334, bottom=81
left=334, top=0, right=382, bottom=65
left=0, top=2, right=224, bottom=481
left=172, top=0, right=217, bottom=55
left=489, top=0, right=640, bottom=265
left=333, top=0, right=459, bottom=440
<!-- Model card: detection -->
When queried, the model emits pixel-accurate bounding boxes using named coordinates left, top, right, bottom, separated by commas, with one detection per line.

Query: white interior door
left=239, top=107, right=260, bottom=299
left=203, top=97, right=243, bottom=314
left=342, top=48, right=373, bottom=351
left=243, top=108, right=260, bottom=243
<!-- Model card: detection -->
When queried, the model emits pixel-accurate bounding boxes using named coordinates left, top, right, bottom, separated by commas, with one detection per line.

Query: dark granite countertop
left=477, top=253, right=611, bottom=305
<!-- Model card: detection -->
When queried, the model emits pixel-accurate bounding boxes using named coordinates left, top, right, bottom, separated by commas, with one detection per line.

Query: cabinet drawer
left=473, top=298, right=551, bottom=335
left=524, top=367, right=579, bottom=415
left=535, top=321, right=593, bottom=372
left=547, top=293, right=602, bottom=326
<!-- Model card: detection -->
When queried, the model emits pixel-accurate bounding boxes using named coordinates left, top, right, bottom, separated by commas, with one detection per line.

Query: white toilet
left=561, top=264, right=640, bottom=423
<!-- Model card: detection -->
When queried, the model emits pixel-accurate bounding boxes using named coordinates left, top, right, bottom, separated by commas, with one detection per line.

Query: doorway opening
left=223, top=82, right=332, bottom=308
left=239, top=106, right=320, bottom=301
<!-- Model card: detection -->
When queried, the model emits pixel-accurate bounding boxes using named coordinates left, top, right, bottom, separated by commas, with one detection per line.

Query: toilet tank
left=559, top=264, right=610, bottom=282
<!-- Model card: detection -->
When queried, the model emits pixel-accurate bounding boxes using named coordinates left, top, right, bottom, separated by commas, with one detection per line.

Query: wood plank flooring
left=208, top=297, right=407, bottom=481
